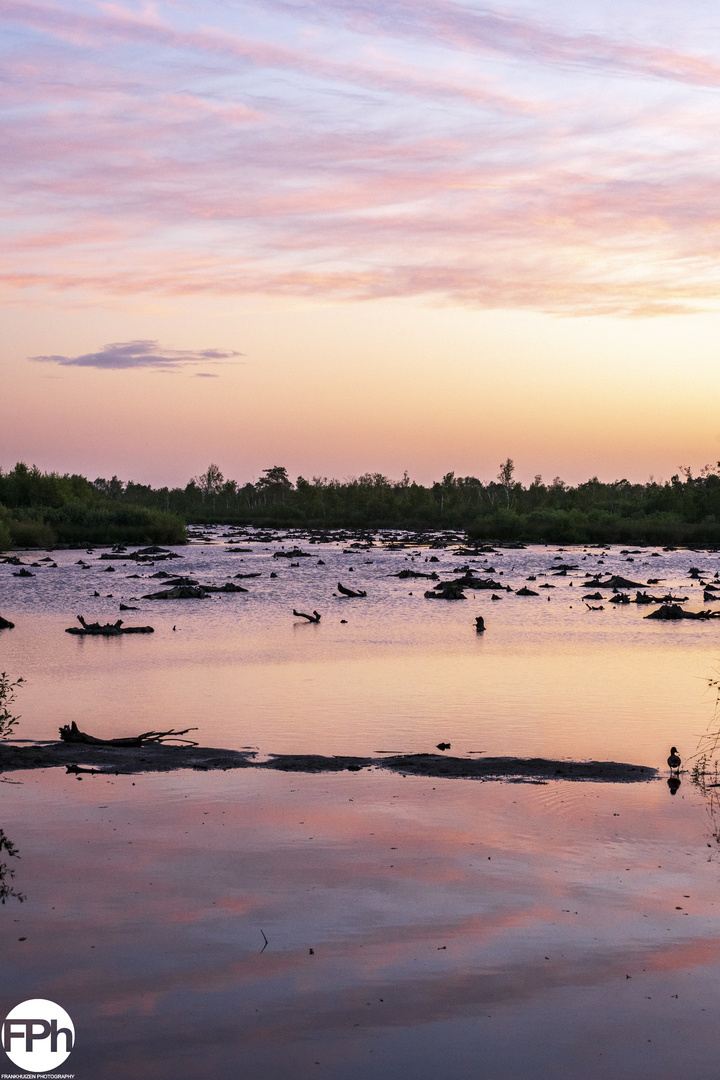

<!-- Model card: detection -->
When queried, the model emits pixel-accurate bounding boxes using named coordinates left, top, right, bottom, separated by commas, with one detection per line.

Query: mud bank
left=0, top=743, right=658, bottom=781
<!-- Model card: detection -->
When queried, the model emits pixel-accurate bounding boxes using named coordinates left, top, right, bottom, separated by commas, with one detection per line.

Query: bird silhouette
left=667, top=746, right=681, bottom=772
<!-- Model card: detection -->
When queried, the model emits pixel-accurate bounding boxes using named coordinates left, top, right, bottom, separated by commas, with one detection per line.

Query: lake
left=2, top=532, right=720, bottom=1078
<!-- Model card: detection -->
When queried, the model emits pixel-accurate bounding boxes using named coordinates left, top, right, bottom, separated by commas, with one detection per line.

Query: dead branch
left=59, top=720, right=198, bottom=746
left=293, top=609, right=321, bottom=623
left=65, top=615, right=154, bottom=635
left=337, top=582, right=367, bottom=598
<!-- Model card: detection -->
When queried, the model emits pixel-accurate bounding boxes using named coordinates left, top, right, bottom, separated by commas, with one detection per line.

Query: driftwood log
left=337, top=582, right=367, bottom=598
left=293, top=609, right=321, bottom=623
left=65, top=615, right=154, bottom=636
left=59, top=720, right=198, bottom=746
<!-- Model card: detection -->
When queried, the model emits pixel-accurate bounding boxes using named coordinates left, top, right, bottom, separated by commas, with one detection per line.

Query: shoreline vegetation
left=4, top=459, right=720, bottom=548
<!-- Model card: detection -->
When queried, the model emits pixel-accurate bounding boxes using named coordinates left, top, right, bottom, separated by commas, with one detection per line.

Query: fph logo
left=2, top=999, right=74, bottom=1073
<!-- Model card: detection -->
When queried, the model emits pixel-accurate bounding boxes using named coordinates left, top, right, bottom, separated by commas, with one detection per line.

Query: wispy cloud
left=258, top=0, right=720, bottom=89
left=29, top=340, right=243, bottom=371
left=4, top=0, right=720, bottom=315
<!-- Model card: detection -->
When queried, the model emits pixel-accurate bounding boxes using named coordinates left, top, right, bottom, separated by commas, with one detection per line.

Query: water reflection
left=4, top=536, right=720, bottom=1076
left=2, top=768, right=720, bottom=1080
left=0, top=828, right=25, bottom=904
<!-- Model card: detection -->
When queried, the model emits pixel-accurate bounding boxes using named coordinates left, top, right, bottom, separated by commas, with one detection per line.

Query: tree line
left=4, top=458, right=720, bottom=546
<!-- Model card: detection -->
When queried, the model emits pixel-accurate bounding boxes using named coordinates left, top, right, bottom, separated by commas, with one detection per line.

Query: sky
left=3, top=0, right=720, bottom=489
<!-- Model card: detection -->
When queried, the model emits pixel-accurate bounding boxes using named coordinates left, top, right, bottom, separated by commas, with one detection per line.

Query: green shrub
left=8, top=519, right=57, bottom=548
left=45, top=503, right=186, bottom=546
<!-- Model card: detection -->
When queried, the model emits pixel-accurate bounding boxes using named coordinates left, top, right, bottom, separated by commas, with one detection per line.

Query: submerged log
left=390, top=569, right=439, bottom=579
left=202, top=582, right=249, bottom=593
left=59, top=720, right=197, bottom=746
left=149, top=574, right=198, bottom=585
left=65, top=615, right=154, bottom=635
left=99, top=548, right=181, bottom=562
left=337, top=582, right=367, bottom=598
left=644, top=604, right=720, bottom=621
left=425, top=584, right=466, bottom=600
left=141, top=585, right=208, bottom=599
left=293, top=609, right=321, bottom=623
left=628, top=591, right=686, bottom=605
left=583, top=575, right=645, bottom=590
left=440, top=575, right=509, bottom=592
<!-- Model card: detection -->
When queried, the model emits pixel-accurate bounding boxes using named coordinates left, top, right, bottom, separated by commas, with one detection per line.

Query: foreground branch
left=59, top=721, right=198, bottom=746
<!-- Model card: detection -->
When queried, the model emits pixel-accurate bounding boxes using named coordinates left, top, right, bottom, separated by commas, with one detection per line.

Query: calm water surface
left=1, top=532, right=720, bottom=1078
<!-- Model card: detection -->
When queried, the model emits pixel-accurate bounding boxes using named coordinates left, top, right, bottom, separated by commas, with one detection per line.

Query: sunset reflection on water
left=2, top=536, right=720, bottom=1077
left=2, top=767, right=720, bottom=1080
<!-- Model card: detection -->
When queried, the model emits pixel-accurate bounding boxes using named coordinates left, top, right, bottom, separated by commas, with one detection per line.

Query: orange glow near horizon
left=4, top=296, right=720, bottom=487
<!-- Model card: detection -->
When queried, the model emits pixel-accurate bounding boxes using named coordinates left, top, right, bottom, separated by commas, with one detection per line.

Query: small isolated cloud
left=195, top=372, right=219, bottom=378
left=29, top=340, right=243, bottom=371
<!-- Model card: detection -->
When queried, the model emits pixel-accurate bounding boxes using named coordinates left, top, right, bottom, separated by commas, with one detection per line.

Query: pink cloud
left=3, top=0, right=534, bottom=110
left=263, top=0, right=720, bottom=89
left=4, top=0, right=720, bottom=316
